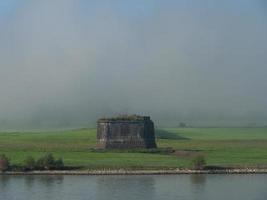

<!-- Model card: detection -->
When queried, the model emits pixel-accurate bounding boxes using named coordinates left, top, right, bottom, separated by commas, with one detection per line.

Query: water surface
left=1, top=174, right=267, bottom=200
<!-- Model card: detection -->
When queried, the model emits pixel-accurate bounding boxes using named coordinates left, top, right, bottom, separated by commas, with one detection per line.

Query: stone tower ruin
left=97, top=115, right=157, bottom=149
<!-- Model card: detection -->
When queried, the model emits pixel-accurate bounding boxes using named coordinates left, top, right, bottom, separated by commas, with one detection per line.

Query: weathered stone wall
left=97, top=117, right=157, bottom=149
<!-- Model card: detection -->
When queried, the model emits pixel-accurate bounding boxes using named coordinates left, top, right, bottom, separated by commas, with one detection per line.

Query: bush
left=191, top=155, right=206, bottom=170
left=1, top=153, right=64, bottom=172
left=36, top=153, right=55, bottom=170
left=10, top=164, right=25, bottom=172
left=36, top=153, right=64, bottom=170
left=0, top=154, right=10, bottom=172
left=35, top=157, right=45, bottom=170
left=23, top=156, right=36, bottom=170
left=54, top=158, right=64, bottom=169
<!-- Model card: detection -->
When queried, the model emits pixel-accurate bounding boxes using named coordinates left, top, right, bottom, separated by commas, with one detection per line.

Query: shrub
left=54, top=158, right=64, bottom=169
left=191, top=155, right=206, bottom=170
left=36, top=153, right=55, bottom=170
left=35, top=156, right=45, bottom=170
left=10, top=164, right=24, bottom=172
left=23, top=156, right=36, bottom=170
left=36, top=153, right=64, bottom=170
left=0, top=154, right=10, bottom=172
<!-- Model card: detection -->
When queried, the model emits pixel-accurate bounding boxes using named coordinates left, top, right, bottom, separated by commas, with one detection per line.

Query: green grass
left=0, top=128, right=267, bottom=169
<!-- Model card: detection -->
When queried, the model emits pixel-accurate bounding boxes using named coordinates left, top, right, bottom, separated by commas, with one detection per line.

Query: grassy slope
left=0, top=128, right=267, bottom=169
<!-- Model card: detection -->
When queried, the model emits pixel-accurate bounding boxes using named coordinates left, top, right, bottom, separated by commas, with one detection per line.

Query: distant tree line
left=179, top=122, right=187, bottom=128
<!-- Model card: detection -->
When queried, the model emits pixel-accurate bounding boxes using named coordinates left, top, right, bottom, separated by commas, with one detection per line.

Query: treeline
left=0, top=153, right=64, bottom=172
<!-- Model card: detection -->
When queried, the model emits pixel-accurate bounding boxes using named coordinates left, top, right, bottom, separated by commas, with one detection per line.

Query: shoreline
left=1, top=168, right=267, bottom=175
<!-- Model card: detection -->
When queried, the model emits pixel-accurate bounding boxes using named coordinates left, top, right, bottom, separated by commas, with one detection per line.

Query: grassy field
left=0, top=128, right=267, bottom=169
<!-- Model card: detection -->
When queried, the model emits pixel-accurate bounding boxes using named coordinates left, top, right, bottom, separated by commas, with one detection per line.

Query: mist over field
left=0, top=0, right=267, bottom=129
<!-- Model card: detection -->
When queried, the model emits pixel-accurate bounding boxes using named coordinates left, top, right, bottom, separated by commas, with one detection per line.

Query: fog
left=0, top=0, right=267, bottom=129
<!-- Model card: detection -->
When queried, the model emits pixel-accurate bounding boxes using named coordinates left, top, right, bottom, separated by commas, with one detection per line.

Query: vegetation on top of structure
left=98, top=114, right=149, bottom=122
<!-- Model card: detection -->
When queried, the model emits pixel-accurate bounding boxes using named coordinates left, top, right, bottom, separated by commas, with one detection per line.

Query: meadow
left=0, top=128, right=267, bottom=169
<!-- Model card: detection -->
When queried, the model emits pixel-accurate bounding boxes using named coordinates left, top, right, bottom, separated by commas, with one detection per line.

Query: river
left=1, top=174, right=267, bottom=200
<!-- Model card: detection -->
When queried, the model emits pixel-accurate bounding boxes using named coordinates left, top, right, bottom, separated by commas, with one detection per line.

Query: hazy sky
left=0, top=0, right=267, bottom=128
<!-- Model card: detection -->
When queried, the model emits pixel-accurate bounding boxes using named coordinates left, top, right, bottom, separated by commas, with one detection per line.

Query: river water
left=1, top=174, right=267, bottom=200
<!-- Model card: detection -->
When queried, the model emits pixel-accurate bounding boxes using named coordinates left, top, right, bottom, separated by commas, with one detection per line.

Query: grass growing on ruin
left=0, top=128, right=267, bottom=169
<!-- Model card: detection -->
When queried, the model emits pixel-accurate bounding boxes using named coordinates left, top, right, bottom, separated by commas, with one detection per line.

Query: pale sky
left=0, top=0, right=266, bottom=128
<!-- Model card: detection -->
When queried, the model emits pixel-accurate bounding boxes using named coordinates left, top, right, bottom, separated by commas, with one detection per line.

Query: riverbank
left=1, top=168, right=267, bottom=175
left=1, top=128, right=267, bottom=169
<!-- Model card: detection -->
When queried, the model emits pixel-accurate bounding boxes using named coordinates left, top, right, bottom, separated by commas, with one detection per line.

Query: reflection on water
left=190, top=174, right=206, bottom=185
left=24, top=175, right=64, bottom=188
left=0, top=175, right=10, bottom=188
left=0, top=174, right=267, bottom=200
left=0, top=175, right=64, bottom=188
left=96, top=176, right=155, bottom=200
left=189, top=175, right=207, bottom=200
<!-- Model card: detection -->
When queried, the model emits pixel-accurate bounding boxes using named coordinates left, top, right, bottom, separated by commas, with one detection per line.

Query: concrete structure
left=97, top=115, right=157, bottom=149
